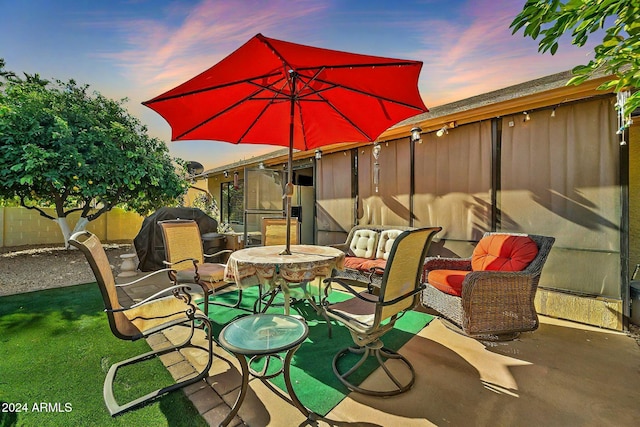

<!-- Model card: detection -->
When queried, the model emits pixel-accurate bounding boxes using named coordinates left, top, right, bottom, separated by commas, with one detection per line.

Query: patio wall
left=316, top=96, right=625, bottom=330
left=0, top=207, right=143, bottom=248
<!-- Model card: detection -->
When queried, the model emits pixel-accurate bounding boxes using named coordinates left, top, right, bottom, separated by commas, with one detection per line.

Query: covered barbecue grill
left=133, top=207, right=225, bottom=271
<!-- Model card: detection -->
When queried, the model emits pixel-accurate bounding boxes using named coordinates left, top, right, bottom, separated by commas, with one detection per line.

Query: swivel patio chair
left=69, top=231, right=214, bottom=416
left=422, top=232, right=555, bottom=340
left=158, top=219, right=241, bottom=315
left=324, top=227, right=441, bottom=396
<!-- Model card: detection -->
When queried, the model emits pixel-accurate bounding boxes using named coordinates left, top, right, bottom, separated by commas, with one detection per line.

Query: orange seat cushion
left=471, top=235, right=538, bottom=272
left=177, top=263, right=227, bottom=292
left=344, top=256, right=371, bottom=271
left=344, top=257, right=387, bottom=273
left=360, top=258, right=387, bottom=273
left=427, top=270, right=470, bottom=296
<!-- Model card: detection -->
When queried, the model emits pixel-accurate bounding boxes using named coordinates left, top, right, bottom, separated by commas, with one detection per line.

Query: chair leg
left=332, top=340, right=416, bottom=397
left=208, top=288, right=245, bottom=310
left=103, top=316, right=214, bottom=416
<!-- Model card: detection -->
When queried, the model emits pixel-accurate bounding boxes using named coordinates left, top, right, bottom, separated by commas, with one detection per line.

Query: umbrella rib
left=144, top=71, right=284, bottom=104
left=296, top=60, right=420, bottom=71
left=314, top=76, right=424, bottom=111
left=237, top=79, right=293, bottom=142
left=175, top=77, right=293, bottom=140
left=256, top=35, right=295, bottom=79
left=174, top=87, right=267, bottom=140
left=313, top=93, right=374, bottom=141
left=291, top=71, right=425, bottom=111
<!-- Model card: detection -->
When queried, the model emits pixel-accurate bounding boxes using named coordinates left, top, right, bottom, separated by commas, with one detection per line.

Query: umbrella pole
left=282, top=141, right=293, bottom=255
left=281, top=71, right=297, bottom=256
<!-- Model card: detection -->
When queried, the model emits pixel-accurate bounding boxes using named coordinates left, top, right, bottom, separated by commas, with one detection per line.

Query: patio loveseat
left=331, top=225, right=416, bottom=287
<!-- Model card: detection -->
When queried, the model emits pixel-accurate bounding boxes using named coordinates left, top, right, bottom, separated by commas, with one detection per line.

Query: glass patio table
left=218, top=313, right=311, bottom=426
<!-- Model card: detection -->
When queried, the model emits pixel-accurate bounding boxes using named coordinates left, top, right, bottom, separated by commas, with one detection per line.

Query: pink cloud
left=92, top=0, right=328, bottom=93
left=414, top=0, right=598, bottom=107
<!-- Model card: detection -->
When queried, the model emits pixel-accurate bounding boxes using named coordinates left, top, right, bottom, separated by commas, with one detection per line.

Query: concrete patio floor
left=116, top=274, right=640, bottom=427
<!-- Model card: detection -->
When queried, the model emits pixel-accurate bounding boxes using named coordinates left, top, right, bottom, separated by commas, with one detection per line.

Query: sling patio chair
left=158, top=219, right=241, bottom=316
left=323, top=227, right=441, bottom=396
left=261, top=216, right=299, bottom=246
left=254, top=216, right=302, bottom=313
left=69, top=230, right=214, bottom=416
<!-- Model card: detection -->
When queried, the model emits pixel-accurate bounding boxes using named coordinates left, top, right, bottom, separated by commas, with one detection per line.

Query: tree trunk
left=54, top=217, right=73, bottom=249
left=55, top=216, right=90, bottom=249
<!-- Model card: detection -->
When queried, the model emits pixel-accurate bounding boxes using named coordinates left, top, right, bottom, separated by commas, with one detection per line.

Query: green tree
left=511, top=0, right=640, bottom=125
left=0, top=61, right=188, bottom=247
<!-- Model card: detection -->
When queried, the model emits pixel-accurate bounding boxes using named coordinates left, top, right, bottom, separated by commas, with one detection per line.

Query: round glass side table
left=218, top=313, right=310, bottom=426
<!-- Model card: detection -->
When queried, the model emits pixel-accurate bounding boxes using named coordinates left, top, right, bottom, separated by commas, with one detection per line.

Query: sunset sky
left=1, top=0, right=600, bottom=170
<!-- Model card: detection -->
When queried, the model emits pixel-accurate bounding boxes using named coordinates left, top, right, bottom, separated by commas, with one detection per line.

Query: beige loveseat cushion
left=348, top=229, right=379, bottom=259
left=375, top=229, right=405, bottom=260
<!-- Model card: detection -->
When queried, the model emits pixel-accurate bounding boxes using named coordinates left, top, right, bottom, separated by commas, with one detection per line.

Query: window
left=221, top=180, right=244, bottom=225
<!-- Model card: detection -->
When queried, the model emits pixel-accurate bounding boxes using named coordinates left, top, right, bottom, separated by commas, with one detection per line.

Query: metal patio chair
left=324, top=227, right=441, bottom=396
left=158, top=219, right=241, bottom=315
left=69, top=230, right=214, bottom=416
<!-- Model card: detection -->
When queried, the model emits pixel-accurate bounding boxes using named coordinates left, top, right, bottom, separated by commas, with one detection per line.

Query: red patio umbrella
left=143, top=33, right=427, bottom=254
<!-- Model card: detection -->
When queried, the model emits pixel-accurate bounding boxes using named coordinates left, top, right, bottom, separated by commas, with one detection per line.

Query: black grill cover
left=133, top=207, right=218, bottom=271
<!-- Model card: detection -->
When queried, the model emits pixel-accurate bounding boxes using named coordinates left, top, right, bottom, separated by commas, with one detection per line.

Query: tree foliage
left=511, top=0, right=640, bottom=123
left=0, top=60, right=189, bottom=244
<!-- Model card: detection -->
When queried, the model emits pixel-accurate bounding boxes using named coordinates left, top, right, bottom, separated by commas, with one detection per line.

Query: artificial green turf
left=0, top=283, right=208, bottom=427
left=206, top=288, right=433, bottom=416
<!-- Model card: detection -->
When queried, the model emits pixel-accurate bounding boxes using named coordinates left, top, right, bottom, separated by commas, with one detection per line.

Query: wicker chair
left=324, top=227, right=441, bottom=396
left=69, top=231, right=214, bottom=416
left=422, top=232, right=555, bottom=340
left=158, top=219, right=240, bottom=316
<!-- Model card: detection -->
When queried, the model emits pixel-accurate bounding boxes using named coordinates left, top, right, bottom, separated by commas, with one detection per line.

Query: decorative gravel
left=0, top=243, right=134, bottom=296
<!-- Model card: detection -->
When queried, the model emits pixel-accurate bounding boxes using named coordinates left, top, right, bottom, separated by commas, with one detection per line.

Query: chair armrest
left=461, top=270, right=535, bottom=302
left=115, top=268, right=178, bottom=288
left=162, top=258, right=198, bottom=268
left=109, top=284, right=195, bottom=311
left=322, top=277, right=377, bottom=302
left=460, top=271, right=539, bottom=334
left=204, top=250, right=232, bottom=259
left=380, top=284, right=426, bottom=306
left=369, top=266, right=385, bottom=275
left=423, top=257, right=472, bottom=271
left=329, top=243, right=349, bottom=253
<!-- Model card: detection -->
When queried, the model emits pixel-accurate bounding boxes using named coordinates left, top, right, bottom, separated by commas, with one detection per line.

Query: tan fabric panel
left=358, top=140, right=411, bottom=226
left=413, top=121, right=492, bottom=240
left=542, top=246, right=620, bottom=297
left=316, top=151, right=354, bottom=245
left=500, top=97, right=619, bottom=297
left=500, top=98, right=619, bottom=250
left=245, top=169, right=284, bottom=211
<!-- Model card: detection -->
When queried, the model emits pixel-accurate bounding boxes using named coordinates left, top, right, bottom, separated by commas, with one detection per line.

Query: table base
left=220, top=344, right=312, bottom=426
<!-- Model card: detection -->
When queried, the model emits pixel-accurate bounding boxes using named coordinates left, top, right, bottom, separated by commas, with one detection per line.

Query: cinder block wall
left=0, top=207, right=143, bottom=247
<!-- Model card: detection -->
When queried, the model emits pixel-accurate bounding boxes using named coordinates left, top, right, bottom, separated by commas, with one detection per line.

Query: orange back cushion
left=471, top=234, right=538, bottom=272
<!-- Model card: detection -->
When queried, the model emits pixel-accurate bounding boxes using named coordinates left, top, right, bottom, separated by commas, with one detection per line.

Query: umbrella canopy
left=144, top=33, right=428, bottom=253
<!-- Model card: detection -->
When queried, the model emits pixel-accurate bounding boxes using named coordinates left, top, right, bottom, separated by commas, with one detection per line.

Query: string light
left=436, top=126, right=448, bottom=137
